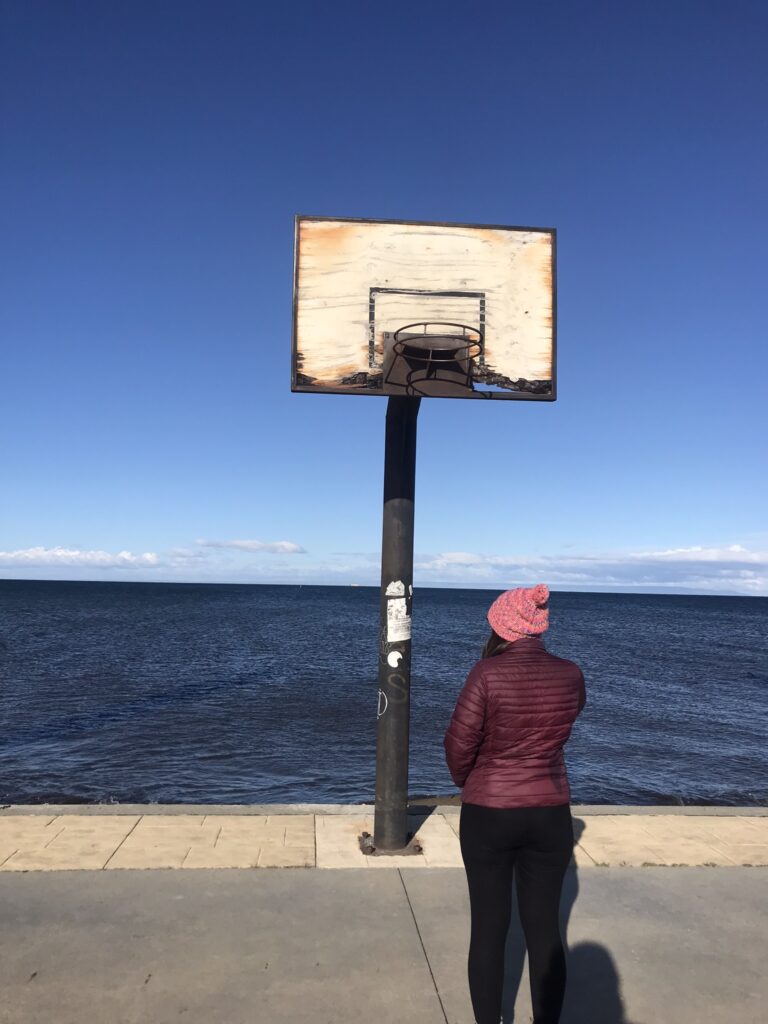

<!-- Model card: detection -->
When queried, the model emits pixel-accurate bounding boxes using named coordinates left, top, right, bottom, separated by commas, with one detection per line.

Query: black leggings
left=459, top=801, right=574, bottom=1024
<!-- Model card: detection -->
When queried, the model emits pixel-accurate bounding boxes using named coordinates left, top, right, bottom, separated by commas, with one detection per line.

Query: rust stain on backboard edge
left=301, top=220, right=361, bottom=258
left=540, top=243, right=554, bottom=296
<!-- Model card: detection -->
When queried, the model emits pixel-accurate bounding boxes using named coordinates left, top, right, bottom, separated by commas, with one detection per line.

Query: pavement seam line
left=397, top=868, right=450, bottom=1024
left=44, top=823, right=67, bottom=849
left=102, top=815, right=143, bottom=869
left=575, top=841, right=598, bottom=866
left=699, top=841, right=740, bottom=866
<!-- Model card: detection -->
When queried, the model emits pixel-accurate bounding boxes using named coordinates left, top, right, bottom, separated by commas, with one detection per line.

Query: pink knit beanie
left=487, top=584, right=550, bottom=640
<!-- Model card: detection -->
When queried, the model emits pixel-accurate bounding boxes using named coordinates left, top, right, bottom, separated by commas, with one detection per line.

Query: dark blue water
left=0, top=580, right=766, bottom=806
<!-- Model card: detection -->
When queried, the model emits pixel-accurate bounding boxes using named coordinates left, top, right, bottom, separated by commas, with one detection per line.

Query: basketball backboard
left=292, top=216, right=556, bottom=400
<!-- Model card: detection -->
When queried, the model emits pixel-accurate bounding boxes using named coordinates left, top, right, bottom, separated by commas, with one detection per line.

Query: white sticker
left=385, top=580, right=405, bottom=597
left=387, top=597, right=411, bottom=642
left=387, top=650, right=403, bottom=668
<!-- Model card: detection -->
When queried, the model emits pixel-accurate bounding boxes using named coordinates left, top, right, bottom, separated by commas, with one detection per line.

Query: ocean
left=0, top=580, right=766, bottom=806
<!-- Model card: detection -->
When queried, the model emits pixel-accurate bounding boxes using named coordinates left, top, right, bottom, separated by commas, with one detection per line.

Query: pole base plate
left=359, top=830, right=423, bottom=856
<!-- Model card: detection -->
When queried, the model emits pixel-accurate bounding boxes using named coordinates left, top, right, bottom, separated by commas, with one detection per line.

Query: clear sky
left=1, top=0, right=766, bottom=594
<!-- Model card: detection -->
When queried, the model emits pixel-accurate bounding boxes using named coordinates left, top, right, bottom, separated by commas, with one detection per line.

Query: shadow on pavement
left=408, top=805, right=645, bottom=1022
left=500, top=817, right=644, bottom=1024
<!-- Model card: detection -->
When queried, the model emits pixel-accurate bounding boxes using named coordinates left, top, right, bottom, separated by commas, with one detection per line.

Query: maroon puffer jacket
left=443, top=636, right=586, bottom=808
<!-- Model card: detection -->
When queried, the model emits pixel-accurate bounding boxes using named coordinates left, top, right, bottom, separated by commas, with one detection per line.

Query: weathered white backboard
left=292, top=216, right=556, bottom=400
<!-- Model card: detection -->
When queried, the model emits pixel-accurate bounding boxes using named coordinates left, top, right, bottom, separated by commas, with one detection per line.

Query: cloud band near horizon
left=0, top=542, right=765, bottom=594
left=195, top=538, right=306, bottom=554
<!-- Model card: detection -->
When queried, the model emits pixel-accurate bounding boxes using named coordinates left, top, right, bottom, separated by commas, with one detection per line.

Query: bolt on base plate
left=359, top=830, right=423, bottom=856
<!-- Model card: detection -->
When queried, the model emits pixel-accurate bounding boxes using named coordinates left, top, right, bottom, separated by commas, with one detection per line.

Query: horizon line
left=0, top=577, right=764, bottom=599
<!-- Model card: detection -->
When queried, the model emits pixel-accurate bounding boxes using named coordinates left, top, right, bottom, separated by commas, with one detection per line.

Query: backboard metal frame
left=368, top=287, right=486, bottom=369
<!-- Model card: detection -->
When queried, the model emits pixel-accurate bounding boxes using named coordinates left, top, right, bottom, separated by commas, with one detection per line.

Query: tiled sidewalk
left=1, top=806, right=766, bottom=871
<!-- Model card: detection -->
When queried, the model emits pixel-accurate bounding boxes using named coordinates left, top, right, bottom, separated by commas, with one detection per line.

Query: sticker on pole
left=385, top=580, right=405, bottom=597
left=386, top=596, right=411, bottom=642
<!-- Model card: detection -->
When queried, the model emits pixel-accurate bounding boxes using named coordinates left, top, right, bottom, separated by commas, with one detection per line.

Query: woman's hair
left=481, top=629, right=512, bottom=659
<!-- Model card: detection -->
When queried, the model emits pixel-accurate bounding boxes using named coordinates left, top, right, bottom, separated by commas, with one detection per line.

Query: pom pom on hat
left=528, top=583, right=549, bottom=606
left=487, top=584, right=550, bottom=641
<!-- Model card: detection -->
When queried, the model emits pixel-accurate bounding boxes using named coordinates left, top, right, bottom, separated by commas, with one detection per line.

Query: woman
left=443, top=584, right=586, bottom=1024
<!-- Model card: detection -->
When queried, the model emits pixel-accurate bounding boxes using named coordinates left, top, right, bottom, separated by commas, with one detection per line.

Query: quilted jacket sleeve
left=443, top=662, right=487, bottom=789
left=577, top=669, right=587, bottom=713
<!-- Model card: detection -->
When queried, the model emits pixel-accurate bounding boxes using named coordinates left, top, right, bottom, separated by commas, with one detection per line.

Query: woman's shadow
left=500, top=816, right=642, bottom=1024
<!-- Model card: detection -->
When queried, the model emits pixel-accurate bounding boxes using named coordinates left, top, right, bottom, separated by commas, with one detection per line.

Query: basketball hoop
left=385, top=321, right=483, bottom=396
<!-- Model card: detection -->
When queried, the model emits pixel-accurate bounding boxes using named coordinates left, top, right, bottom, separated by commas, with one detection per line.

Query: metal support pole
left=373, top=395, right=421, bottom=851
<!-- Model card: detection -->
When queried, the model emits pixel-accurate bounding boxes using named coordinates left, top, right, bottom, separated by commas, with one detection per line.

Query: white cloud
left=0, top=546, right=159, bottom=568
left=166, top=547, right=210, bottom=565
left=196, top=538, right=306, bottom=554
left=0, top=537, right=306, bottom=580
left=414, top=544, right=768, bottom=594
left=628, top=544, right=763, bottom=563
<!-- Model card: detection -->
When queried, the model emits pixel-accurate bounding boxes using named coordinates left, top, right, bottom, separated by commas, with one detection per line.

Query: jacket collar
left=502, top=635, right=545, bottom=651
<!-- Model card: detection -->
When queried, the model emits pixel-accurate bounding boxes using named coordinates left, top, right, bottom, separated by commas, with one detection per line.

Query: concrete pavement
left=1, top=859, right=766, bottom=1023
left=1, top=803, right=767, bottom=870
left=0, top=805, right=766, bottom=1023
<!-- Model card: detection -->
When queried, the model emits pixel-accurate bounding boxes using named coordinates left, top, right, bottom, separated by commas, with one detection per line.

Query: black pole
left=373, top=395, right=421, bottom=851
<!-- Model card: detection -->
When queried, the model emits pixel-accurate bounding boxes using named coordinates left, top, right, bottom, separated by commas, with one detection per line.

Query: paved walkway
left=1, top=803, right=766, bottom=871
left=1, top=805, right=766, bottom=1023
left=1, top=812, right=766, bottom=1024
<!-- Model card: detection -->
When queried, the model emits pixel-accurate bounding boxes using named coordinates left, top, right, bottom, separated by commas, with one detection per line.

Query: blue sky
left=1, top=0, right=766, bottom=594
